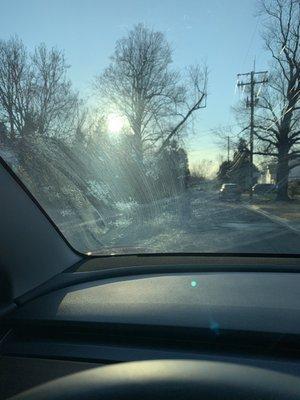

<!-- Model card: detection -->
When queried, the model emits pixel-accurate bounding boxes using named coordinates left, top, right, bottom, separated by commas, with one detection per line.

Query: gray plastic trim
left=0, top=161, right=81, bottom=299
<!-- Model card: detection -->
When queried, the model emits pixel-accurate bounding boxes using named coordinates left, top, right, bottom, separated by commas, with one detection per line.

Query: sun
left=107, top=113, right=124, bottom=134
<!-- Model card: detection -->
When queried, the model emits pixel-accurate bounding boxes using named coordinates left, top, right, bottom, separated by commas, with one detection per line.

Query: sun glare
left=107, top=113, right=124, bottom=134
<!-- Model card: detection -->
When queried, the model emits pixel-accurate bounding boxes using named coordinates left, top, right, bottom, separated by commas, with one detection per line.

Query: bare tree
left=213, top=124, right=248, bottom=158
left=95, top=24, right=207, bottom=160
left=31, top=44, right=78, bottom=137
left=0, top=37, right=33, bottom=138
left=0, top=37, right=78, bottom=140
left=254, top=0, right=300, bottom=200
left=190, top=159, right=215, bottom=180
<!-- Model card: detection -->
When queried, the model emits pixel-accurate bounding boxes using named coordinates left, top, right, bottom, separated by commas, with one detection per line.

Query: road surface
left=77, top=188, right=299, bottom=254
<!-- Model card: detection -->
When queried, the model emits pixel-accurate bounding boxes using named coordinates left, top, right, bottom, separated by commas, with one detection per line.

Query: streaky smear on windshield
left=0, top=1, right=299, bottom=255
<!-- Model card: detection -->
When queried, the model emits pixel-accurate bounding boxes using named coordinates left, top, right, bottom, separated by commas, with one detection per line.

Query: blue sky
left=1, top=0, right=268, bottom=166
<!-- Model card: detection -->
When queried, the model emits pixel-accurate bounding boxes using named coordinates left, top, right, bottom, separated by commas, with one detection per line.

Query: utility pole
left=249, top=71, right=255, bottom=194
left=237, top=70, right=268, bottom=198
left=227, top=136, right=230, bottom=162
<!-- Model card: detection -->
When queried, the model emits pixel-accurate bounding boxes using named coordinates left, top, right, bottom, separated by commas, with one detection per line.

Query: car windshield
left=0, top=0, right=299, bottom=255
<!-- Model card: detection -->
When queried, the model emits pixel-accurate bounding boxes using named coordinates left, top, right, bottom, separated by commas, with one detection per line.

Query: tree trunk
left=133, top=133, right=143, bottom=164
left=276, top=144, right=290, bottom=201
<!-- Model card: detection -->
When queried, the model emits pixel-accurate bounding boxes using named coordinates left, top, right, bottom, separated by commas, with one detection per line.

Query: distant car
left=252, top=183, right=277, bottom=195
left=219, top=183, right=241, bottom=202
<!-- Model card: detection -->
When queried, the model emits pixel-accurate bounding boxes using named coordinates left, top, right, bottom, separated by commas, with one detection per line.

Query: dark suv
left=252, top=183, right=277, bottom=195
left=219, top=183, right=241, bottom=202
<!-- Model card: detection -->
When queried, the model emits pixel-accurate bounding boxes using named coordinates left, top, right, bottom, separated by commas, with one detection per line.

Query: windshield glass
left=1, top=0, right=299, bottom=255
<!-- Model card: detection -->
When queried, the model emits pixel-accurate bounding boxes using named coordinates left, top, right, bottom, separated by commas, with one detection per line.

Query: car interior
left=1, top=152, right=300, bottom=399
left=1, top=0, right=300, bottom=398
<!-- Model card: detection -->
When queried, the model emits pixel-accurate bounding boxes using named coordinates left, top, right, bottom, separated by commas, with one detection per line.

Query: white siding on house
left=265, top=170, right=274, bottom=184
left=265, top=165, right=276, bottom=184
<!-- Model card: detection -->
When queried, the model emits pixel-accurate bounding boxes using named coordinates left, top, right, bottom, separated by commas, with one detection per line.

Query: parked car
left=219, top=183, right=241, bottom=201
left=252, top=183, right=277, bottom=195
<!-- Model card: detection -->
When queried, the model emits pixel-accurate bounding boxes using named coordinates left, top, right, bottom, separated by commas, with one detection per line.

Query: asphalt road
left=189, top=190, right=300, bottom=254
left=62, top=189, right=300, bottom=255
left=97, top=189, right=300, bottom=254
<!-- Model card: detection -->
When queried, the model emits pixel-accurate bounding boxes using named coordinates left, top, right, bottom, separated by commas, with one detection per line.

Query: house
left=265, top=163, right=277, bottom=184
left=261, top=159, right=300, bottom=184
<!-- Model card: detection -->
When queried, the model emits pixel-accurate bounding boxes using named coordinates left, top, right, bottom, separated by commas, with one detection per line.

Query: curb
left=244, top=204, right=300, bottom=236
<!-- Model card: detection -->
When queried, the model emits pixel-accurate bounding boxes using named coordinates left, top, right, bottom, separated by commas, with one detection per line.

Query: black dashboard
left=6, top=272, right=300, bottom=334
left=2, top=271, right=300, bottom=398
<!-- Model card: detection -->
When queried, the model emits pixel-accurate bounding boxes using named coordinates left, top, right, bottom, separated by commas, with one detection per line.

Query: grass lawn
left=252, top=198, right=300, bottom=223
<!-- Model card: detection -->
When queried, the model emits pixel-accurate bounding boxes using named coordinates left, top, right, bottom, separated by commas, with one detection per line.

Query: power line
left=197, top=123, right=250, bottom=138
